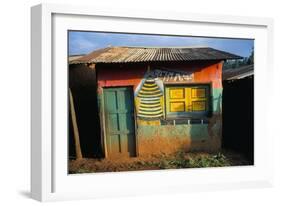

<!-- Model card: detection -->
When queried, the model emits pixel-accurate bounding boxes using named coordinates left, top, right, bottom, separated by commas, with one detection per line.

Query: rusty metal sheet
left=70, top=46, right=242, bottom=64
left=223, top=64, right=254, bottom=80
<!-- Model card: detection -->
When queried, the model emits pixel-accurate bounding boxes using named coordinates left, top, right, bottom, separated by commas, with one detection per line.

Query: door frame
left=101, top=86, right=138, bottom=158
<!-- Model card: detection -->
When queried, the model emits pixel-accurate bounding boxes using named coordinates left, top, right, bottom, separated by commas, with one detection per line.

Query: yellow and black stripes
left=137, top=78, right=163, bottom=119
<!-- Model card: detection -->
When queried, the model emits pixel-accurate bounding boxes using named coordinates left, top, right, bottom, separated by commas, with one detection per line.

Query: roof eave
left=69, top=57, right=241, bottom=65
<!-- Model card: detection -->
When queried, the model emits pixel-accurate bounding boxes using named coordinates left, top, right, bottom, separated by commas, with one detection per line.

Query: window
left=165, top=84, right=210, bottom=118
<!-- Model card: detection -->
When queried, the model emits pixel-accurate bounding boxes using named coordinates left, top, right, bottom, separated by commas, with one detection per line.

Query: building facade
left=70, top=47, right=240, bottom=158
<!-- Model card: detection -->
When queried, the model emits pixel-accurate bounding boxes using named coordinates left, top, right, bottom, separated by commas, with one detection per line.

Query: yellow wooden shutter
left=165, top=85, right=208, bottom=115
left=166, top=88, right=187, bottom=113
left=190, top=87, right=207, bottom=112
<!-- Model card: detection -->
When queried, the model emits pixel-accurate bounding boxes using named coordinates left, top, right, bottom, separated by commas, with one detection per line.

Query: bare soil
left=68, top=149, right=252, bottom=174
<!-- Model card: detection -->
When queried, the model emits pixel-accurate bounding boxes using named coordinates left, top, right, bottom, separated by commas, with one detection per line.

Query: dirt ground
left=68, top=149, right=252, bottom=174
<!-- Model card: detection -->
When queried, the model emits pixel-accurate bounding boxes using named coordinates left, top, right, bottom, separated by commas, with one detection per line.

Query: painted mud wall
left=97, top=61, right=223, bottom=157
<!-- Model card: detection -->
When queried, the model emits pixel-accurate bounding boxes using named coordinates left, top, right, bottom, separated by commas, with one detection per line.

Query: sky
left=69, top=31, right=254, bottom=58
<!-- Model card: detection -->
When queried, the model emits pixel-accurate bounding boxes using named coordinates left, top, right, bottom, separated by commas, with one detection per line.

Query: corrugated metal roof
left=70, top=46, right=242, bottom=64
left=68, top=54, right=85, bottom=62
left=223, top=64, right=254, bottom=80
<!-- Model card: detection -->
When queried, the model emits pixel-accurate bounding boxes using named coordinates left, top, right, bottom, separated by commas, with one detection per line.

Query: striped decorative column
left=137, top=78, right=163, bottom=119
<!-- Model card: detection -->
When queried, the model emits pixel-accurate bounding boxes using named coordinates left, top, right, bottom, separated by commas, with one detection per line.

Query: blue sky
left=69, top=31, right=254, bottom=58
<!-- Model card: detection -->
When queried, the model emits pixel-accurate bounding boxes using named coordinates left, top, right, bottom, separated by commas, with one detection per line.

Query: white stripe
left=137, top=114, right=163, bottom=118
left=140, top=103, right=161, bottom=108
left=139, top=97, right=161, bottom=101
left=140, top=100, right=161, bottom=104
left=139, top=107, right=163, bottom=112
left=138, top=94, right=162, bottom=98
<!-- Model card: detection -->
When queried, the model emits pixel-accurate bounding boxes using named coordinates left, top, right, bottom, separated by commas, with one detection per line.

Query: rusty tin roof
left=223, top=64, right=254, bottom=80
left=70, top=46, right=242, bottom=64
left=68, top=54, right=85, bottom=62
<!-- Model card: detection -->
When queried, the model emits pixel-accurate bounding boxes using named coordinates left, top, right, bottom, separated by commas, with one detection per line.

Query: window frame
left=164, top=83, right=212, bottom=119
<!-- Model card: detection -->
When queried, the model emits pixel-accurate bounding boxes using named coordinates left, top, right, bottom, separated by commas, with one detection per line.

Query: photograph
left=68, top=31, right=254, bottom=174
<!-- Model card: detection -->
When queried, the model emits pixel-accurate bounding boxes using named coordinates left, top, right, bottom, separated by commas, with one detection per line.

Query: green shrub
left=76, top=168, right=92, bottom=173
left=156, top=151, right=231, bottom=169
left=186, top=153, right=230, bottom=168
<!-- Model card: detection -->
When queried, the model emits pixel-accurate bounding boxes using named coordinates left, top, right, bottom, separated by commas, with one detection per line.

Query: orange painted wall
left=97, top=61, right=223, bottom=91
left=193, top=62, right=222, bottom=88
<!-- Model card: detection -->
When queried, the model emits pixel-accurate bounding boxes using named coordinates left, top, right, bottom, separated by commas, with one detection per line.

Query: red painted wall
left=97, top=61, right=223, bottom=91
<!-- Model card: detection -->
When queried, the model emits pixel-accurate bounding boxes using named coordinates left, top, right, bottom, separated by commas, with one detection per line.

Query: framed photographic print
left=31, top=3, right=274, bottom=201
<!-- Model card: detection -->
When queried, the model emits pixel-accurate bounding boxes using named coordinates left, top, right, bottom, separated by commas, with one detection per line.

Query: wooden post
left=69, top=88, right=83, bottom=160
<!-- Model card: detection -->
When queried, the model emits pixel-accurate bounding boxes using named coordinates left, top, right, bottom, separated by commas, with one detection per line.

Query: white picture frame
left=31, top=3, right=274, bottom=202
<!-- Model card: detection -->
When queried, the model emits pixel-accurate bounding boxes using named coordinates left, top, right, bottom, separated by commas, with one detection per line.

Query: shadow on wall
left=68, top=64, right=102, bottom=159
left=189, top=91, right=222, bottom=152
left=216, top=94, right=222, bottom=114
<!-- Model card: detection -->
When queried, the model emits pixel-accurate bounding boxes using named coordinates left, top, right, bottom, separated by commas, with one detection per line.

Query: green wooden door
left=104, top=87, right=136, bottom=158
